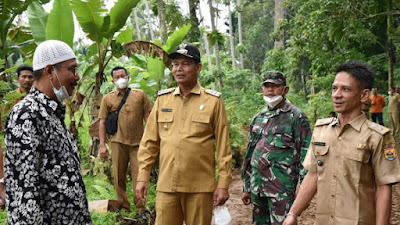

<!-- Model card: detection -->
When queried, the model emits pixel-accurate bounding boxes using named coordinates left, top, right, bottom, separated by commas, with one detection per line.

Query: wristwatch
left=0, top=178, right=4, bottom=184
left=287, top=211, right=298, bottom=221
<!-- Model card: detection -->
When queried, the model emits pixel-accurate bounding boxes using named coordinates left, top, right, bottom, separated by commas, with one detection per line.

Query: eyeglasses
left=57, top=66, right=79, bottom=76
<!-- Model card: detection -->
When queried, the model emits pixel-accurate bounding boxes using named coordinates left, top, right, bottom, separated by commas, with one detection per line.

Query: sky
left=40, top=0, right=229, bottom=42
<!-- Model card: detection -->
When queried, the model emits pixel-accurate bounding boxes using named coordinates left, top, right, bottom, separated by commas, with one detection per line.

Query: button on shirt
left=242, top=100, right=311, bottom=197
left=4, top=87, right=91, bottom=225
left=303, top=114, right=400, bottom=225
left=98, top=88, right=152, bottom=146
left=137, top=83, right=232, bottom=192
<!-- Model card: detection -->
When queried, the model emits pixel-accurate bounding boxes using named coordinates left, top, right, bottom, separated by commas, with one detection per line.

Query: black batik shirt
left=4, top=87, right=92, bottom=225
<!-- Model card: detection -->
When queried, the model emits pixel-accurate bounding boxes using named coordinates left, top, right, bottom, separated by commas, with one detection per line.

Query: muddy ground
left=220, top=170, right=400, bottom=225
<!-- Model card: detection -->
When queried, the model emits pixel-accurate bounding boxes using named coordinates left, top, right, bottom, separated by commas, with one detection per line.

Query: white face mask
left=114, top=77, right=129, bottom=89
left=50, top=70, right=70, bottom=102
left=263, top=88, right=285, bottom=109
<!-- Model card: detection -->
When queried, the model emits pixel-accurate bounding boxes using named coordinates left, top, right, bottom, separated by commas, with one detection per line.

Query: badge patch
left=161, top=108, right=173, bottom=112
left=384, top=147, right=397, bottom=161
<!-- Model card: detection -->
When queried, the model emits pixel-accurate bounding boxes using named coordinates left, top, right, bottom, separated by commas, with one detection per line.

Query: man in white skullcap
left=4, top=40, right=92, bottom=225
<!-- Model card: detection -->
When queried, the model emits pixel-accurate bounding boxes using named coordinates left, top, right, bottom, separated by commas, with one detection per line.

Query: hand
left=99, top=145, right=108, bottom=158
left=241, top=192, right=251, bottom=205
left=135, top=181, right=148, bottom=206
left=213, top=188, right=229, bottom=206
left=283, top=215, right=297, bottom=225
left=0, top=183, right=4, bottom=210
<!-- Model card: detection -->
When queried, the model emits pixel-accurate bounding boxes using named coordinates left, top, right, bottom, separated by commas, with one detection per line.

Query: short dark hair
left=335, top=61, right=374, bottom=90
left=16, top=65, right=33, bottom=77
left=32, top=62, right=62, bottom=80
left=111, top=66, right=128, bottom=78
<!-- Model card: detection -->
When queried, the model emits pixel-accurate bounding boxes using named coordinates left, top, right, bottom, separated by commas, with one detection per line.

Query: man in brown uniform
left=99, top=66, right=152, bottom=212
left=388, top=86, right=400, bottom=137
left=135, top=43, right=232, bottom=225
left=283, top=61, right=400, bottom=225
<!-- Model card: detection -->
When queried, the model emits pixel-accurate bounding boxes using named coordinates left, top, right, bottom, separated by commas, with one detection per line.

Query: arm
left=375, top=184, right=392, bottom=225
left=5, top=109, right=41, bottom=223
left=142, top=92, right=152, bottom=122
left=213, top=98, right=232, bottom=206
left=99, top=119, right=108, bottom=158
left=294, top=113, right=312, bottom=183
left=283, top=172, right=318, bottom=225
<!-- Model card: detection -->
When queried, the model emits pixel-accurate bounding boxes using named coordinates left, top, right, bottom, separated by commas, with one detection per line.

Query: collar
left=30, top=86, right=65, bottom=117
left=15, top=88, right=23, bottom=94
left=115, top=88, right=128, bottom=96
left=173, top=82, right=201, bottom=96
left=333, top=113, right=367, bottom=131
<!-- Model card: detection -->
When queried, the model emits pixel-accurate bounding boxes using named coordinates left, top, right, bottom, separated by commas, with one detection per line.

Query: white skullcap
left=33, top=40, right=76, bottom=71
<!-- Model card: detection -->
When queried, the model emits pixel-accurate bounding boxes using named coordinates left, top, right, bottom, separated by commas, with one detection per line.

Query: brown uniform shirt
left=388, top=93, right=400, bottom=113
left=98, top=88, right=152, bottom=146
left=303, top=114, right=400, bottom=225
left=137, top=83, right=232, bottom=192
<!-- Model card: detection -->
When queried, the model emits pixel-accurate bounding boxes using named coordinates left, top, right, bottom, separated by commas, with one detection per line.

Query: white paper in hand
left=214, top=206, right=232, bottom=225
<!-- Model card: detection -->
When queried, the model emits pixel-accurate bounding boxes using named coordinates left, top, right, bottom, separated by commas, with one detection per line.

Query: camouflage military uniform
left=242, top=100, right=311, bottom=225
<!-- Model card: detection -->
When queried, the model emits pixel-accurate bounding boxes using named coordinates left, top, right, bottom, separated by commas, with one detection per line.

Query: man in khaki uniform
left=99, top=66, right=152, bottom=212
left=388, top=86, right=400, bottom=137
left=135, top=43, right=232, bottom=225
left=284, top=61, right=400, bottom=225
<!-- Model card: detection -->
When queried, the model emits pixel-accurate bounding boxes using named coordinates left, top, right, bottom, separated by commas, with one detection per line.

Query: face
left=372, top=88, right=377, bottom=95
left=17, top=70, right=34, bottom=91
left=52, top=59, right=80, bottom=96
left=396, top=86, right=400, bottom=93
left=262, top=82, right=288, bottom=97
left=171, top=55, right=202, bottom=87
left=331, top=72, right=369, bottom=116
left=112, top=69, right=129, bottom=83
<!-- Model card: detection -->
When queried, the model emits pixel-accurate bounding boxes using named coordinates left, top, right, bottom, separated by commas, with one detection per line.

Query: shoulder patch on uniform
left=157, top=88, right=175, bottom=96
left=204, top=89, right=221, bottom=97
left=367, top=122, right=390, bottom=135
left=315, top=117, right=335, bottom=126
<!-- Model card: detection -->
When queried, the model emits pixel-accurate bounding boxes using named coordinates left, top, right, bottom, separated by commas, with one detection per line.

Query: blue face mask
left=49, top=69, right=70, bottom=102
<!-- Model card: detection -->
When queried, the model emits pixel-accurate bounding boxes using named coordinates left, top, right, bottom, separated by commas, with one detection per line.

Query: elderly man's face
left=53, top=59, right=79, bottom=96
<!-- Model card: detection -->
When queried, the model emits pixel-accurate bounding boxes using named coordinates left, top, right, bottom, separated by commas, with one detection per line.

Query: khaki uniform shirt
left=388, top=93, right=400, bottom=113
left=303, top=114, right=400, bottom=225
left=137, top=83, right=232, bottom=192
left=98, top=88, right=152, bottom=146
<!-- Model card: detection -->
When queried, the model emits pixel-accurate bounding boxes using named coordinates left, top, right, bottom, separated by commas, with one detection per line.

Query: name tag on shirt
left=161, top=108, right=173, bottom=112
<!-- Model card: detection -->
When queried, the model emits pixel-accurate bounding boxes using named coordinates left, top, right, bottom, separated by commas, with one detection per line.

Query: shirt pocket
left=158, top=114, right=174, bottom=137
left=313, top=144, right=329, bottom=173
left=191, top=115, right=212, bottom=137
left=268, top=127, right=294, bottom=149
left=342, top=146, right=371, bottom=181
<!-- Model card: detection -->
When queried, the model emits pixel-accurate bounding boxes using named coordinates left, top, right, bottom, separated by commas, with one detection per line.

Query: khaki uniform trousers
left=155, top=192, right=213, bottom=225
left=110, top=142, right=143, bottom=212
left=389, top=112, right=400, bottom=137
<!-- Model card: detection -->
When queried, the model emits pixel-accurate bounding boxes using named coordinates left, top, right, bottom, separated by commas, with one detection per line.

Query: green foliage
left=46, top=0, right=74, bottom=47
left=27, top=1, right=48, bottom=44
left=162, top=24, right=191, bottom=53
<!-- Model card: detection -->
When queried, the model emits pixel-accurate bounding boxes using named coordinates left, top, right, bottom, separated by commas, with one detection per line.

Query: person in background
left=241, top=71, right=311, bottom=225
left=4, top=40, right=91, bottom=224
left=388, top=86, right=400, bottom=137
left=135, top=43, right=232, bottom=225
left=370, top=87, right=385, bottom=125
left=15, top=64, right=34, bottom=95
left=98, top=66, right=152, bottom=213
left=283, top=61, right=400, bottom=225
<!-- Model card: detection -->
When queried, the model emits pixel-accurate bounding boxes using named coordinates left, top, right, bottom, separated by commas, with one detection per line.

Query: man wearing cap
left=283, top=61, right=400, bottom=225
left=241, top=71, right=311, bottom=225
left=98, top=66, right=152, bottom=212
left=4, top=40, right=91, bottom=224
left=135, top=43, right=232, bottom=225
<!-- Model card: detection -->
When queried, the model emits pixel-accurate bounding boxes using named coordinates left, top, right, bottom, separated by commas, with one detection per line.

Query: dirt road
left=223, top=170, right=400, bottom=224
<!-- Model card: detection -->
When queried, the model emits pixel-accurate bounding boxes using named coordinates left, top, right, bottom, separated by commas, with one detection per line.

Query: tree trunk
left=157, top=0, right=167, bottom=42
left=208, top=0, right=223, bottom=87
left=145, top=0, right=155, bottom=40
left=134, top=8, right=141, bottom=40
left=387, top=0, right=395, bottom=89
left=198, top=5, right=214, bottom=76
left=274, top=0, right=284, bottom=48
left=237, top=0, right=244, bottom=68
left=228, top=2, right=236, bottom=68
left=188, top=0, right=201, bottom=43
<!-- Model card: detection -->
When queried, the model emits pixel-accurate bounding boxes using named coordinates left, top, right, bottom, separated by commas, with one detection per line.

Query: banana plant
left=70, top=0, right=140, bottom=95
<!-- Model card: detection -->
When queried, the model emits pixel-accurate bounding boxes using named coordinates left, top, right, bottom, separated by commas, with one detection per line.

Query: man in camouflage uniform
left=241, top=71, right=312, bottom=225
